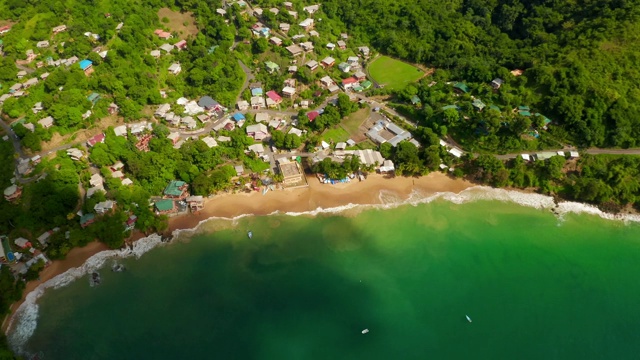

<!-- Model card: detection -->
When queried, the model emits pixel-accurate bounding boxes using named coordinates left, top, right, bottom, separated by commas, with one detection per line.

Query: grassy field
left=368, top=56, right=424, bottom=90
left=340, top=108, right=370, bottom=139
left=158, top=8, right=199, bottom=36
left=322, top=127, right=350, bottom=143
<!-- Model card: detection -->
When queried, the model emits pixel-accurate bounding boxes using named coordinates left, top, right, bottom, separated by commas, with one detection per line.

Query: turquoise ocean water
left=15, top=200, right=640, bottom=359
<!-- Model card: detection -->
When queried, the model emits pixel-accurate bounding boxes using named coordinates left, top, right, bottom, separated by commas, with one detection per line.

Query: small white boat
left=466, top=315, right=472, bottom=323
left=247, top=230, right=253, bottom=239
left=361, top=329, right=369, bottom=334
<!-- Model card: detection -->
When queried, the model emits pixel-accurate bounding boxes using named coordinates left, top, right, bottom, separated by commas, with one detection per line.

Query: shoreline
left=1, top=241, right=110, bottom=333
left=167, top=172, right=474, bottom=234
left=5, top=172, right=640, bottom=340
left=2, top=172, right=471, bottom=335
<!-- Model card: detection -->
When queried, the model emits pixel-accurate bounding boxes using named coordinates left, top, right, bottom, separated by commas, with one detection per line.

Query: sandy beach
left=167, top=172, right=474, bottom=233
left=2, top=241, right=110, bottom=332
left=3, top=172, right=472, bottom=334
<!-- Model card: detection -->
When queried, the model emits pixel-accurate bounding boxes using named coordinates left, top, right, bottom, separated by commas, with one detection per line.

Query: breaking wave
left=7, top=233, right=164, bottom=355
left=8, top=185, right=640, bottom=354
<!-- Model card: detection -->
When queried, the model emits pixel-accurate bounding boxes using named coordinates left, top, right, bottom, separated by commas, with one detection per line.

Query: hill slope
left=322, top=0, right=640, bottom=147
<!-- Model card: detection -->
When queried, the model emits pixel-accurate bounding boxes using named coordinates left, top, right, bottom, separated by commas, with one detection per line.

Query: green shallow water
left=22, top=200, right=640, bottom=359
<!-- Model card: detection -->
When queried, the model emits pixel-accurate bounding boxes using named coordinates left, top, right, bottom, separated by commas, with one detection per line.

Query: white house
left=299, top=19, right=314, bottom=31
left=168, top=63, right=181, bottom=75
left=246, top=123, right=269, bottom=141
left=38, top=116, right=54, bottom=128
left=282, top=86, right=296, bottom=98
left=237, top=100, right=249, bottom=111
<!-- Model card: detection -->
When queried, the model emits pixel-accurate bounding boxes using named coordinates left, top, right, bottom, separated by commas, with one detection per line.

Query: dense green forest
left=322, top=0, right=640, bottom=148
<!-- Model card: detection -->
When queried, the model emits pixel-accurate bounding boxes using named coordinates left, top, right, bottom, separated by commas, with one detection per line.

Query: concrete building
left=278, top=158, right=304, bottom=185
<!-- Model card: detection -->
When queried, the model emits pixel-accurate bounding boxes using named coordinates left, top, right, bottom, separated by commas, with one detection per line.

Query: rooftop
left=164, top=180, right=187, bottom=196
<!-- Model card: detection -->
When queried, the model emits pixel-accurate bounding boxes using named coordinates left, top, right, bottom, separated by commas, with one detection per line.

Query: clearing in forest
left=368, top=56, right=424, bottom=90
left=157, top=8, right=198, bottom=37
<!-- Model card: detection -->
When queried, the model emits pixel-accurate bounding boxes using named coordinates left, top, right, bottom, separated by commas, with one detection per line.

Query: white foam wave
left=8, top=186, right=640, bottom=353
left=7, top=233, right=163, bottom=355
left=555, top=201, right=640, bottom=223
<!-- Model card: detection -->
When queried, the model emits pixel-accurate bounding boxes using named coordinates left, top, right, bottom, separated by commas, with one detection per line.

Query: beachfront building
left=164, top=180, right=189, bottom=199
left=155, top=199, right=176, bottom=215
left=277, top=158, right=305, bottom=186
left=186, top=196, right=204, bottom=212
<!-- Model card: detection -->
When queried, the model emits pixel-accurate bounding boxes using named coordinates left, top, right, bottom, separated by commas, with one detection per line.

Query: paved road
left=15, top=63, right=35, bottom=75
left=355, top=93, right=417, bottom=129
left=0, top=118, right=25, bottom=158
left=235, top=60, right=254, bottom=106
left=496, top=147, right=640, bottom=160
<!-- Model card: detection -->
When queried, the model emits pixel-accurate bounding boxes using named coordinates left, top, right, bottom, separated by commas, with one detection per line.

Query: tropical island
left=2, top=0, right=640, bottom=356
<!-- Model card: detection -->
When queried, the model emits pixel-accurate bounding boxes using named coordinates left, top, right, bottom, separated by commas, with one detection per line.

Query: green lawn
left=368, top=56, right=424, bottom=90
left=244, top=156, right=270, bottom=172
left=322, top=127, right=350, bottom=143
left=340, top=108, right=370, bottom=137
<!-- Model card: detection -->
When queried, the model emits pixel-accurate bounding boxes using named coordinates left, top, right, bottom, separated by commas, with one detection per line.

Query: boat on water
left=90, top=271, right=101, bottom=287
left=362, top=329, right=369, bottom=334
left=466, top=315, right=472, bottom=323
left=247, top=230, right=253, bottom=239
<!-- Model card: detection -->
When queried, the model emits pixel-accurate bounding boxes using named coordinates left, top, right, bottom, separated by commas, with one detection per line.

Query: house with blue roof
left=79, top=59, right=94, bottom=76
left=79, top=59, right=93, bottom=71
left=251, top=88, right=263, bottom=96
left=232, top=113, right=245, bottom=122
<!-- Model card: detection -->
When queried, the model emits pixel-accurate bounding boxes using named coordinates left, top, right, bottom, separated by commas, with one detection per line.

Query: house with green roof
left=441, top=105, right=459, bottom=111
left=411, top=95, right=421, bottom=106
left=87, top=93, right=101, bottom=104
left=360, top=80, right=372, bottom=90
left=80, top=213, right=96, bottom=228
left=472, top=99, right=486, bottom=111
left=534, top=113, right=552, bottom=129
left=155, top=199, right=176, bottom=214
left=453, top=82, right=469, bottom=94
left=164, top=180, right=189, bottom=199
left=265, top=61, right=280, bottom=74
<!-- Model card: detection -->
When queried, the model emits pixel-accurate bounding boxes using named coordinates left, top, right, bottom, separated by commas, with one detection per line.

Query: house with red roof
left=342, top=77, right=359, bottom=90
left=87, top=133, right=106, bottom=147
left=266, top=90, right=283, bottom=108
left=0, top=25, right=11, bottom=35
left=154, top=29, right=172, bottom=39
left=175, top=40, right=187, bottom=50
left=307, top=111, right=319, bottom=122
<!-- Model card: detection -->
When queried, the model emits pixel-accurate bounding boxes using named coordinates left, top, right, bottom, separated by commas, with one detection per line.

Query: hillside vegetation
left=323, top=0, right=640, bottom=147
